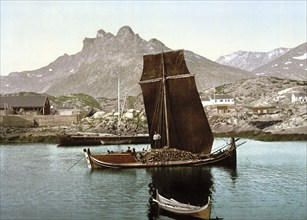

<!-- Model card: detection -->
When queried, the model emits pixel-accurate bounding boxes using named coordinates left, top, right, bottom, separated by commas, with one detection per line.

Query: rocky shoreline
left=1, top=103, right=306, bottom=144
left=2, top=76, right=306, bottom=144
left=0, top=126, right=305, bottom=145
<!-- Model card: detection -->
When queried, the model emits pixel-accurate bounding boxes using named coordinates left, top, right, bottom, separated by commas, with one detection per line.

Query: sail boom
left=166, top=74, right=195, bottom=80
left=139, top=74, right=195, bottom=84
left=139, top=77, right=163, bottom=84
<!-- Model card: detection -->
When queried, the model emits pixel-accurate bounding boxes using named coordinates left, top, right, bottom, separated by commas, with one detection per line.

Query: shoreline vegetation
left=0, top=128, right=305, bottom=144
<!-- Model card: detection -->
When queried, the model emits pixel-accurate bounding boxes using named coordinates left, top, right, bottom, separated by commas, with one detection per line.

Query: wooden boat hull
left=83, top=139, right=238, bottom=169
left=58, top=134, right=149, bottom=146
left=153, top=191, right=211, bottom=219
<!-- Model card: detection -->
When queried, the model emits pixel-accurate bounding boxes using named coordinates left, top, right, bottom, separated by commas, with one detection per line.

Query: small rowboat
left=153, top=190, right=211, bottom=219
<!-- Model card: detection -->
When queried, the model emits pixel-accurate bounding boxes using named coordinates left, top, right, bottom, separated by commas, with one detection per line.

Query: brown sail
left=139, top=50, right=213, bottom=154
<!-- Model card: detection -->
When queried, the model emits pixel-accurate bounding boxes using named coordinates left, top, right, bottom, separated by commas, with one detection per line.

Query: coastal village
left=1, top=1, right=307, bottom=219
left=1, top=76, right=306, bottom=143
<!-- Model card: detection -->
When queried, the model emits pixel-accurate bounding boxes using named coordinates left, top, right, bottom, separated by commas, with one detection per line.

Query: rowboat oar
left=67, top=155, right=84, bottom=171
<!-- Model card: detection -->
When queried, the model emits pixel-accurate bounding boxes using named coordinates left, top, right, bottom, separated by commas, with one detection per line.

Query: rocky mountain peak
left=82, top=37, right=96, bottom=51
left=148, top=38, right=163, bottom=45
left=116, top=26, right=135, bottom=39
left=96, top=29, right=106, bottom=38
left=3, top=25, right=304, bottom=98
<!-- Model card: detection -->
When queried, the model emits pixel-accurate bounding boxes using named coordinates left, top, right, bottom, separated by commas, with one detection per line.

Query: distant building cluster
left=1, top=91, right=306, bottom=119
left=201, top=91, right=307, bottom=116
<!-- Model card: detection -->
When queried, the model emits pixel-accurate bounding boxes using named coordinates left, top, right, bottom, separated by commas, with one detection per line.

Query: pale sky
left=1, top=1, right=306, bottom=76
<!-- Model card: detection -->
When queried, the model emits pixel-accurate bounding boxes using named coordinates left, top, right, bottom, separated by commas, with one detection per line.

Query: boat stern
left=83, top=148, right=92, bottom=169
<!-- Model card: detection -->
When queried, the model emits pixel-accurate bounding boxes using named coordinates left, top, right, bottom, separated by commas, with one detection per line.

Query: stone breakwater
left=0, top=127, right=61, bottom=143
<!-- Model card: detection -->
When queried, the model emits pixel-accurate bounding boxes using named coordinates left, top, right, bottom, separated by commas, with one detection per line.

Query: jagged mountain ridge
left=216, top=42, right=307, bottom=81
left=216, top=48, right=290, bottom=71
left=252, top=42, right=307, bottom=81
left=1, top=26, right=253, bottom=98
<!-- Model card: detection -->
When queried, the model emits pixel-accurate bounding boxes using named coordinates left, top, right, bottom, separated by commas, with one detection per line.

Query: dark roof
left=246, top=105, right=276, bottom=109
left=293, top=93, right=307, bottom=97
left=214, top=94, right=233, bottom=99
left=201, top=97, right=210, bottom=101
left=0, top=95, right=48, bottom=109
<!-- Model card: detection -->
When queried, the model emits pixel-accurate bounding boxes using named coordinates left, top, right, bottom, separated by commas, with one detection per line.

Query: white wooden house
left=201, top=94, right=235, bottom=113
left=212, top=94, right=235, bottom=105
left=291, top=93, right=307, bottom=103
left=202, top=94, right=234, bottom=106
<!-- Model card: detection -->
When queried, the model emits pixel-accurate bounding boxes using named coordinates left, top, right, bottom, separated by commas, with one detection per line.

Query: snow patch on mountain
left=293, top=53, right=307, bottom=60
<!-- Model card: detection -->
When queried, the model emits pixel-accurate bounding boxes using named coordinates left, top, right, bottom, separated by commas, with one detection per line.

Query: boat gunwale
left=156, top=191, right=211, bottom=211
left=153, top=191, right=211, bottom=217
left=84, top=143, right=237, bottom=169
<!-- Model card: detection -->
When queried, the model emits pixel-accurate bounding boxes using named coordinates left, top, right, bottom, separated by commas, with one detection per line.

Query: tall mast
left=161, top=48, right=170, bottom=147
left=117, top=77, right=120, bottom=134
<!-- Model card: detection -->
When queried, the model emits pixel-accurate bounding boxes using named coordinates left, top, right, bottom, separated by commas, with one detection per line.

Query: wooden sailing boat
left=83, top=49, right=240, bottom=169
left=153, top=190, right=211, bottom=219
left=140, top=49, right=213, bottom=154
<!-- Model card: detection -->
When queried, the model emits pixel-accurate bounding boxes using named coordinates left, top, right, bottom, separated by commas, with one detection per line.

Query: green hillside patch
left=49, top=93, right=101, bottom=109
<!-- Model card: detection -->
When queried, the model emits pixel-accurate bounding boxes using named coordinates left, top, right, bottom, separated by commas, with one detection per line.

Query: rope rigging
left=149, top=80, right=164, bottom=148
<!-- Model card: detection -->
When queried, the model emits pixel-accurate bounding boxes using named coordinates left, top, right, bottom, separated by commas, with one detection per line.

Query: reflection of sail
left=147, top=167, right=213, bottom=219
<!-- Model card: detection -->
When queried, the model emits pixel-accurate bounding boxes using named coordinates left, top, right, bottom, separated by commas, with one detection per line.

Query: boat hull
left=153, top=191, right=211, bottom=219
left=83, top=139, right=238, bottom=169
left=58, top=134, right=149, bottom=146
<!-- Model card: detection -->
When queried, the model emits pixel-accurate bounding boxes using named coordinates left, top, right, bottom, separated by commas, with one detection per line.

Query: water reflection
left=147, top=167, right=214, bottom=219
left=219, top=166, right=238, bottom=184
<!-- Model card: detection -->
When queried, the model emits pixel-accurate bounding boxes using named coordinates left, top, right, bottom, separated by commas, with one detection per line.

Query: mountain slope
left=1, top=26, right=253, bottom=98
left=252, top=42, right=307, bottom=81
left=216, top=48, right=289, bottom=71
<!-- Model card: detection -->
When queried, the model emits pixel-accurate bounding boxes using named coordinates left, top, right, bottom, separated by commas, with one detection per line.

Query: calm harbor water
left=0, top=139, right=306, bottom=220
